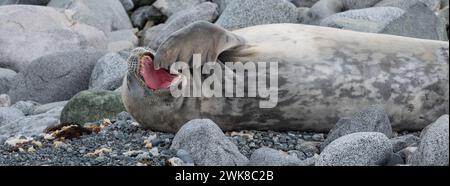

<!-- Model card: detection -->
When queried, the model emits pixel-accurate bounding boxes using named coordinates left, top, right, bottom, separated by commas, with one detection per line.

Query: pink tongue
left=140, top=56, right=176, bottom=90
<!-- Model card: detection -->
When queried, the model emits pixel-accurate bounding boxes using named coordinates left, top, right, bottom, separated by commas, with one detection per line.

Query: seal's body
left=122, top=22, right=449, bottom=133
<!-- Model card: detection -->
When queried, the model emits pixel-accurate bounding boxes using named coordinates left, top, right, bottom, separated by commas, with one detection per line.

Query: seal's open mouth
left=139, top=55, right=177, bottom=90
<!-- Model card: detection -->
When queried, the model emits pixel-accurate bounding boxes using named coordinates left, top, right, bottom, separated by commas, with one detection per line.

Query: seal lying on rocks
left=122, top=21, right=449, bottom=133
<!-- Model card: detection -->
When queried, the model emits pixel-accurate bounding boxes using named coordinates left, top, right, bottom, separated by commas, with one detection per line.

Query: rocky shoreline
left=1, top=107, right=447, bottom=166
left=0, top=0, right=449, bottom=166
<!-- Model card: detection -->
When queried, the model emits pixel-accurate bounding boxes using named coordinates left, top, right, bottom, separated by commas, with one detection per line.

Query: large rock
left=0, top=107, right=24, bottom=127
left=410, top=115, right=449, bottom=166
left=89, top=50, right=130, bottom=91
left=48, top=0, right=133, bottom=33
left=248, top=147, right=304, bottom=166
left=0, top=68, right=16, bottom=94
left=321, top=105, right=392, bottom=151
left=0, top=107, right=62, bottom=141
left=321, top=5, right=440, bottom=40
left=153, top=0, right=206, bottom=17
left=8, top=50, right=106, bottom=104
left=143, top=2, right=219, bottom=50
left=170, top=119, right=249, bottom=166
left=317, top=132, right=393, bottom=166
left=215, top=0, right=298, bottom=30
left=60, top=90, right=126, bottom=125
left=131, top=6, right=165, bottom=29
left=0, top=0, right=49, bottom=5
left=0, top=5, right=107, bottom=72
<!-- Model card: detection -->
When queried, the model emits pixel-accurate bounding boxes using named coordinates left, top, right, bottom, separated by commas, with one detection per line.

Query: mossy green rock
left=60, top=90, right=126, bottom=125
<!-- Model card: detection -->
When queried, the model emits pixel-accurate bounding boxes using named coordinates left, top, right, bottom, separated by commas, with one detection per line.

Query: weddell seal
left=122, top=21, right=449, bottom=133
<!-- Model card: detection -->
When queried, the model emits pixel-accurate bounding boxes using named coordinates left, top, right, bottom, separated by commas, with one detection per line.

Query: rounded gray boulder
left=317, top=132, right=393, bottom=166
left=8, top=50, right=106, bottom=104
left=0, top=5, right=107, bottom=72
left=321, top=105, right=393, bottom=151
left=410, top=115, right=449, bottom=166
left=170, top=119, right=249, bottom=166
left=215, top=0, right=299, bottom=30
left=89, top=50, right=130, bottom=91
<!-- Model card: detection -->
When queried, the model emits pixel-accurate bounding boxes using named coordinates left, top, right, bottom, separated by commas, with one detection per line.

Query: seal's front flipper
left=153, top=21, right=246, bottom=70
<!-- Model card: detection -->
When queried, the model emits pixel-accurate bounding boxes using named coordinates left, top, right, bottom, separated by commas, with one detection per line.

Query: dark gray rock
left=386, top=153, right=405, bottom=166
left=8, top=50, right=106, bottom=104
left=410, top=115, right=449, bottom=166
left=322, top=4, right=440, bottom=40
left=153, top=0, right=206, bottom=17
left=317, top=132, right=393, bottom=166
left=288, top=0, right=320, bottom=7
left=390, top=134, right=420, bottom=152
left=119, top=0, right=134, bottom=11
left=89, top=50, right=130, bottom=91
left=216, top=0, right=298, bottom=30
left=48, top=0, right=133, bottom=33
left=0, top=0, right=49, bottom=5
left=0, top=5, right=107, bottom=72
left=296, top=141, right=320, bottom=157
left=248, top=147, right=303, bottom=166
left=132, top=0, right=156, bottom=7
left=170, top=119, right=248, bottom=166
left=131, top=6, right=165, bottom=29
left=321, top=105, right=392, bottom=151
left=143, top=2, right=219, bottom=50
left=116, top=111, right=132, bottom=121
left=0, top=68, right=16, bottom=94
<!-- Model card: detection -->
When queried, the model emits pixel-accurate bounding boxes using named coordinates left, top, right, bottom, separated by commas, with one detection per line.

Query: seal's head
left=123, top=47, right=187, bottom=132
left=127, top=47, right=180, bottom=91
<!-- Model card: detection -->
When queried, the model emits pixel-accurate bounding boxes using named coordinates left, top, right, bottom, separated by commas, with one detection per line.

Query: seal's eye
left=139, top=55, right=177, bottom=90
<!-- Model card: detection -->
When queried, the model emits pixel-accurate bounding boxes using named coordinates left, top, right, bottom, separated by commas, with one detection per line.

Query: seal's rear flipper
left=153, top=21, right=246, bottom=69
